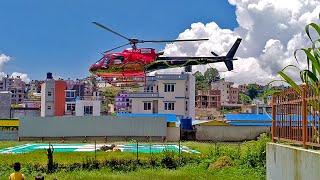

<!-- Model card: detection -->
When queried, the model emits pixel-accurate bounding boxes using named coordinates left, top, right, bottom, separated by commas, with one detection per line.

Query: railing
left=272, top=85, right=320, bottom=148
left=127, top=92, right=159, bottom=98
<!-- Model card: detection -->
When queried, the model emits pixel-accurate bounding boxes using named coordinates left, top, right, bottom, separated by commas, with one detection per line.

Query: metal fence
left=272, top=85, right=320, bottom=148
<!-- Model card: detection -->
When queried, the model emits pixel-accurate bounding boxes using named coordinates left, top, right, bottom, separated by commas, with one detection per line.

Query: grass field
left=0, top=136, right=268, bottom=180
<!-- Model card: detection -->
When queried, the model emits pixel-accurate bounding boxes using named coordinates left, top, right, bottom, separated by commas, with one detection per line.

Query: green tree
left=102, top=87, right=120, bottom=105
left=193, top=71, right=209, bottom=90
left=204, top=68, right=220, bottom=83
left=239, top=92, right=252, bottom=104
left=247, top=84, right=258, bottom=99
left=193, top=68, right=220, bottom=91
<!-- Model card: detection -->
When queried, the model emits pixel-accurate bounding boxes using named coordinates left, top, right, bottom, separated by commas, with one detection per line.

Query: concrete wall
left=267, top=143, right=320, bottom=180
left=195, top=125, right=270, bottom=141
left=11, top=109, right=40, bottom=118
left=166, top=127, right=180, bottom=142
left=19, top=116, right=167, bottom=138
left=0, top=131, right=18, bottom=141
left=0, top=92, right=11, bottom=118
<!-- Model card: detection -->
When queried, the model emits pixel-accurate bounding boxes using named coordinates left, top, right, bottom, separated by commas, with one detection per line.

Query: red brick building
left=195, top=90, right=221, bottom=109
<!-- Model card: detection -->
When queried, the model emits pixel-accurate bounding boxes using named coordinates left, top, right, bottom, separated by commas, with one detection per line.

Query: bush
left=240, top=133, right=270, bottom=168
left=208, top=156, right=233, bottom=170
left=161, top=150, right=177, bottom=169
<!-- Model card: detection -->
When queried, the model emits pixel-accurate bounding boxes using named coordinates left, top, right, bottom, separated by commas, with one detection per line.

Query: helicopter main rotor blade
left=104, top=42, right=131, bottom=53
left=142, top=38, right=209, bottom=43
left=92, top=22, right=130, bottom=41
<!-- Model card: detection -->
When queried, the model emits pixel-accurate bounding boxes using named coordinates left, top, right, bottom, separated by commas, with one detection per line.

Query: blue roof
left=225, top=113, right=272, bottom=121
left=225, top=113, right=319, bottom=127
left=225, top=113, right=272, bottom=126
left=275, top=115, right=319, bottom=121
left=116, top=113, right=178, bottom=122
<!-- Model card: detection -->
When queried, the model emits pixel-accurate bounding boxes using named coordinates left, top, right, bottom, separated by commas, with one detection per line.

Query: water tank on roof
left=47, top=72, right=53, bottom=79
left=180, top=117, right=193, bottom=130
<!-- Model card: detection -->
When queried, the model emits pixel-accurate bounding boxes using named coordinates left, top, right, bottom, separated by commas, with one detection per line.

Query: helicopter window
left=141, top=49, right=152, bottom=54
left=113, top=56, right=124, bottom=65
left=114, top=56, right=124, bottom=61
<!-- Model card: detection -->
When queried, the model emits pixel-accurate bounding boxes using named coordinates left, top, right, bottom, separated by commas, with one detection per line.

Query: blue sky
left=0, top=0, right=237, bottom=80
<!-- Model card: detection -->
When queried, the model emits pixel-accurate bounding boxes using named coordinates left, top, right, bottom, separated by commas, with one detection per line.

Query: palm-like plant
left=277, top=15, right=320, bottom=144
left=278, top=15, right=320, bottom=94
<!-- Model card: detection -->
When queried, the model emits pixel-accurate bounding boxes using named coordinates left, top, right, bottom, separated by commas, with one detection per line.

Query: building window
left=66, top=91, right=75, bottom=98
left=67, top=103, right=75, bottom=111
left=145, top=86, right=153, bottom=92
left=48, top=91, right=52, bottom=96
left=164, top=102, right=175, bottom=110
left=84, top=106, right=93, bottom=115
left=164, top=84, right=175, bottom=92
left=47, top=105, right=51, bottom=110
left=144, top=102, right=151, bottom=110
left=185, top=101, right=188, bottom=111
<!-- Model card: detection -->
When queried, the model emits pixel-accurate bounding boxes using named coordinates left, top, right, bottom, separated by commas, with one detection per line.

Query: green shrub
left=161, top=150, right=177, bottom=169
left=240, top=134, right=270, bottom=168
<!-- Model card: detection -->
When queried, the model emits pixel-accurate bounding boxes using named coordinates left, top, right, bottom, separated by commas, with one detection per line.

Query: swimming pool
left=0, top=143, right=199, bottom=154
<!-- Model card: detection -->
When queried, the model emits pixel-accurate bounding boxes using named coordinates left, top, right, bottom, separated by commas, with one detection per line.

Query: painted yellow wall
left=0, top=119, right=19, bottom=127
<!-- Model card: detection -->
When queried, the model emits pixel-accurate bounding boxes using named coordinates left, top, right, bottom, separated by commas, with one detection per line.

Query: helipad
left=0, top=143, right=199, bottom=154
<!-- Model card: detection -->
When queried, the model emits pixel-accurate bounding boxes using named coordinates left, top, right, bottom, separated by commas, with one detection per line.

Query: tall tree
left=193, top=71, right=209, bottom=90
left=204, top=68, right=220, bottom=83
left=102, top=87, right=119, bottom=105
left=239, top=92, right=252, bottom=104
left=247, top=84, right=258, bottom=99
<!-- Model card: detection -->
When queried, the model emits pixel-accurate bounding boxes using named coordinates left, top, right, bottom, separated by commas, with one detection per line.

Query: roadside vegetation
left=0, top=134, right=269, bottom=179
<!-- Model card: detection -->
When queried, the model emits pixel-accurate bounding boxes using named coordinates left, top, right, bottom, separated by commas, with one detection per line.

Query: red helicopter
left=89, top=22, right=241, bottom=85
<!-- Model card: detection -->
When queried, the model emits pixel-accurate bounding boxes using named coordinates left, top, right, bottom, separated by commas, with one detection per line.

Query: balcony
left=128, top=92, right=159, bottom=98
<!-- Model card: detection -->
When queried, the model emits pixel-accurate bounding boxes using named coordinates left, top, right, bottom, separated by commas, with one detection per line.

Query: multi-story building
left=115, top=93, right=130, bottom=113
left=238, top=84, right=247, bottom=93
left=0, top=75, right=26, bottom=104
left=195, top=90, right=221, bottom=109
left=28, top=80, right=43, bottom=94
left=41, top=73, right=67, bottom=117
left=211, top=80, right=241, bottom=107
left=120, top=73, right=195, bottom=119
left=228, top=87, right=239, bottom=104
left=41, top=73, right=101, bottom=117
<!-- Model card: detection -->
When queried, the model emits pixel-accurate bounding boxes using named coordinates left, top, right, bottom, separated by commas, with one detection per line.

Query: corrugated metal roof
left=225, top=113, right=272, bottom=126
left=117, top=113, right=178, bottom=122
left=225, top=113, right=272, bottom=121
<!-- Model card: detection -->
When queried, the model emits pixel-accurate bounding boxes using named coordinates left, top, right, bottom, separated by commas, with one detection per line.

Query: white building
left=0, top=76, right=26, bottom=104
left=126, top=73, right=195, bottom=119
left=75, top=100, right=100, bottom=116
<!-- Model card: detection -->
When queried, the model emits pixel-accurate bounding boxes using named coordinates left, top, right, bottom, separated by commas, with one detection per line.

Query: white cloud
left=11, top=72, right=30, bottom=83
left=0, top=54, right=10, bottom=72
left=162, top=0, right=320, bottom=85
left=0, top=53, right=30, bottom=83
